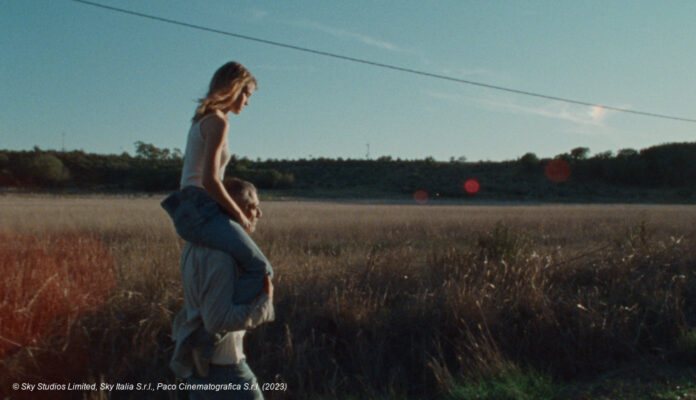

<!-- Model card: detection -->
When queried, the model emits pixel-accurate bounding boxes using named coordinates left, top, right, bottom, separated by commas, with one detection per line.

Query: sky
left=2, top=0, right=695, bottom=161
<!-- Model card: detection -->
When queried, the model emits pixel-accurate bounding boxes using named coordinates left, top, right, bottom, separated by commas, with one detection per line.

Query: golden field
left=1, top=194, right=695, bottom=399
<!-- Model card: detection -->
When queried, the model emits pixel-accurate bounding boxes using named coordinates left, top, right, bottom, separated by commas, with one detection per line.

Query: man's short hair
left=223, top=177, right=257, bottom=206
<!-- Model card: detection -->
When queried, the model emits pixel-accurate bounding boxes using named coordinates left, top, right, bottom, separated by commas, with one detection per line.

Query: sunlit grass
left=0, top=194, right=695, bottom=399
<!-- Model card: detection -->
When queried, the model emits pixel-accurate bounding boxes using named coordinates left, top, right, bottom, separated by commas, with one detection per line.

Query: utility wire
left=72, top=0, right=696, bottom=124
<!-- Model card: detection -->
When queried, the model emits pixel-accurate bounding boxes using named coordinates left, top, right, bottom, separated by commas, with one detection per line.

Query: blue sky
left=2, top=0, right=695, bottom=161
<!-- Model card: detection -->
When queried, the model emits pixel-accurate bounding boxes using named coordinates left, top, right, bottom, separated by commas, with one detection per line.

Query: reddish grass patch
left=0, top=234, right=115, bottom=357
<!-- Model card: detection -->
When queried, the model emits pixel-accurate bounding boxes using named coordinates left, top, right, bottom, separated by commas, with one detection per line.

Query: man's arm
left=196, top=249, right=274, bottom=334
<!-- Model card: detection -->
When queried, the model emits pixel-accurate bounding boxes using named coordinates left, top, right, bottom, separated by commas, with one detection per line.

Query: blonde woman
left=162, top=61, right=273, bottom=306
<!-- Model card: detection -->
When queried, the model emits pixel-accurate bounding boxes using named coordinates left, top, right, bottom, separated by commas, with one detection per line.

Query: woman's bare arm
left=199, top=114, right=251, bottom=231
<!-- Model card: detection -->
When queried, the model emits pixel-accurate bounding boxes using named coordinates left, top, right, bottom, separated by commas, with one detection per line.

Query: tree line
left=1, top=142, right=694, bottom=202
left=0, top=141, right=294, bottom=191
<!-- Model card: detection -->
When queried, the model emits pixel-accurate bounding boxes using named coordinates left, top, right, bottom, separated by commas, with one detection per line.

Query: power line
left=71, top=0, right=696, bottom=124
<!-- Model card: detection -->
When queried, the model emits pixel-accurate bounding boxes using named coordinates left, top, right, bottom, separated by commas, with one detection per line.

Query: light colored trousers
left=186, top=361, right=264, bottom=400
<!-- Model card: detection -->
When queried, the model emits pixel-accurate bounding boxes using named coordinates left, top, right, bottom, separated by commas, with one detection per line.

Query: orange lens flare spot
left=545, top=159, right=571, bottom=183
left=463, top=179, right=481, bottom=195
left=413, top=190, right=429, bottom=204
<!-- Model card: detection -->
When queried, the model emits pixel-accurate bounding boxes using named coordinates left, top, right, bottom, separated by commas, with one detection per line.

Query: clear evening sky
left=2, top=1, right=695, bottom=161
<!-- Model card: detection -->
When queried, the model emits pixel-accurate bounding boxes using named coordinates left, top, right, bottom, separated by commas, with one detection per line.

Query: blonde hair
left=192, top=62, right=257, bottom=122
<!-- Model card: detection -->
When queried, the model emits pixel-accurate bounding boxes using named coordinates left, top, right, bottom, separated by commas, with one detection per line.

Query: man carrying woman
left=162, top=62, right=274, bottom=399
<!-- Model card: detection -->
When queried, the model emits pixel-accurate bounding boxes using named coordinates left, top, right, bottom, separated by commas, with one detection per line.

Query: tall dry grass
left=1, top=194, right=695, bottom=399
left=0, top=234, right=114, bottom=356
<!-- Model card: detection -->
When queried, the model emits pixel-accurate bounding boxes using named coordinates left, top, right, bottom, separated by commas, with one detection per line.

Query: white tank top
left=180, top=110, right=232, bottom=189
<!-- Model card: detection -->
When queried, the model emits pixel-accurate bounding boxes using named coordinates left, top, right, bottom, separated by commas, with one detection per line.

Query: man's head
left=223, top=177, right=262, bottom=233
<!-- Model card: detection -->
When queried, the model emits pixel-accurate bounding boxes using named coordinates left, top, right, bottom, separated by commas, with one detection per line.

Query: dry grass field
left=1, top=194, right=695, bottom=399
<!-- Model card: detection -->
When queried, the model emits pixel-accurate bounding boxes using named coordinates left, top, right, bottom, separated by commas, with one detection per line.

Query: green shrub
left=449, top=366, right=558, bottom=400
left=28, top=153, right=70, bottom=186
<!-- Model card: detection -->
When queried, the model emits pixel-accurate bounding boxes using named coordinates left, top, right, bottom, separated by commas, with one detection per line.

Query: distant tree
left=0, top=169, right=14, bottom=186
left=593, top=151, right=613, bottom=159
left=237, top=157, right=252, bottom=170
left=555, top=152, right=572, bottom=162
left=520, top=152, right=539, bottom=163
left=246, top=169, right=283, bottom=188
left=570, top=147, right=590, bottom=160
left=279, top=173, right=295, bottom=188
left=639, top=142, right=696, bottom=186
left=617, top=148, right=637, bottom=158
left=171, top=148, right=183, bottom=161
left=0, top=153, right=14, bottom=186
left=520, top=152, right=540, bottom=172
left=134, top=141, right=170, bottom=160
left=28, top=153, right=69, bottom=185
left=0, top=153, right=9, bottom=169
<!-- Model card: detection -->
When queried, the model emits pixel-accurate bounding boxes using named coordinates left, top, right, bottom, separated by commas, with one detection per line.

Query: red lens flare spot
left=413, top=190, right=429, bottom=204
left=545, top=159, right=571, bottom=183
left=0, top=234, right=115, bottom=357
left=463, top=179, right=480, bottom=195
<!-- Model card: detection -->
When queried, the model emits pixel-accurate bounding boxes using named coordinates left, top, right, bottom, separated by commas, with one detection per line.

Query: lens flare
left=413, top=190, right=429, bottom=204
left=463, top=179, right=480, bottom=195
left=0, top=234, right=115, bottom=357
left=544, top=159, right=571, bottom=183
